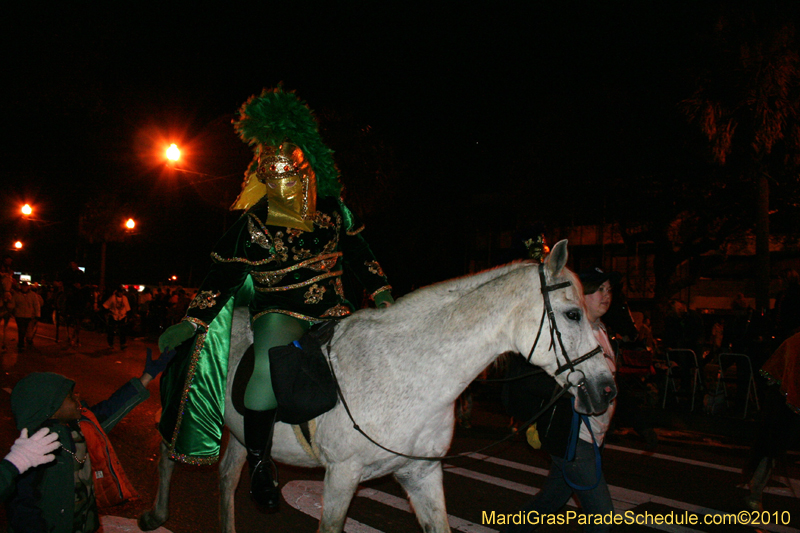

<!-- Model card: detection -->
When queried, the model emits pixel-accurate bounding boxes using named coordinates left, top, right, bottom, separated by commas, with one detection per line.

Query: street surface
left=0, top=321, right=797, bottom=532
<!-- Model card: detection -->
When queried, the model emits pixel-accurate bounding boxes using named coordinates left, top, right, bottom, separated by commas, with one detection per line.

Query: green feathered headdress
left=234, top=87, right=341, bottom=197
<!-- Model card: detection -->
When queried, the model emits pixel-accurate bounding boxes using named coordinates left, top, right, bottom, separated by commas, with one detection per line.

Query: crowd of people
left=0, top=256, right=197, bottom=352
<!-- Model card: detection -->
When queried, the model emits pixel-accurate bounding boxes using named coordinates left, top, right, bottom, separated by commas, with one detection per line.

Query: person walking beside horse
left=504, top=267, right=620, bottom=533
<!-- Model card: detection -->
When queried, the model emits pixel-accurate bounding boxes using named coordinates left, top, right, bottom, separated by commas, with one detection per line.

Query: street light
left=13, top=241, right=22, bottom=250
left=166, top=143, right=180, bottom=162
left=125, top=218, right=136, bottom=230
left=164, top=142, right=236, bottom=182
left=21, top=204, right=32, bottom=217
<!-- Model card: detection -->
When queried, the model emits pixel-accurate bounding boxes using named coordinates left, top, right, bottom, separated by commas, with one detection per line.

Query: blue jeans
left=504, top=440, right=613, bottom=532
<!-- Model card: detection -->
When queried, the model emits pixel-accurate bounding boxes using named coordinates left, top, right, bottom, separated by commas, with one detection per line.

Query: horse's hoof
left=137, top=511, right=168, bottom=531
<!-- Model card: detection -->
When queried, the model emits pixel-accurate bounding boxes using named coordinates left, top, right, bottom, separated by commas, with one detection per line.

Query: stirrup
left=249, top=455, right=280, bottom=511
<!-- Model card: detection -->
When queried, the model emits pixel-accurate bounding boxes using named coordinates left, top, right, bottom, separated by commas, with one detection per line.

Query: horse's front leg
left=320, top=461, right=363, bottom=533
left=219, top=434, right=247, bottom=533
left=395, top=461, right=451, bottom=533
left=138, top=442, right=176, bottom=531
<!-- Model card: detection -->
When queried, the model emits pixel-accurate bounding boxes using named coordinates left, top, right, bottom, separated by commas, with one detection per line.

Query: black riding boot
left=244, top=408, right=280, bottom=511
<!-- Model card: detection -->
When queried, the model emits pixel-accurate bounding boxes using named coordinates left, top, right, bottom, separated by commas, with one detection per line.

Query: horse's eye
left=565, top=310, right=581, bottom=321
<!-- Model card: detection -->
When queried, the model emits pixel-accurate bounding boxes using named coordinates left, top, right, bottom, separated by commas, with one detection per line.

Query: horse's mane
left=394, top=260, right=537, bottom=307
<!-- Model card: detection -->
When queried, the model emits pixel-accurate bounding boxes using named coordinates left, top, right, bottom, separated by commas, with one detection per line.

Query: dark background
left=2, top=2, right=796, bottom=296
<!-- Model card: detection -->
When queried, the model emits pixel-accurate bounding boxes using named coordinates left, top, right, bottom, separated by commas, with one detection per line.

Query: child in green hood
left=6, top=348, right=174, bottom=533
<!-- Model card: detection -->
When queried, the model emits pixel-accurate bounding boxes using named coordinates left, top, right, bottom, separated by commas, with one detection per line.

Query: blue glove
left=144, top=348, right=177, bottom=378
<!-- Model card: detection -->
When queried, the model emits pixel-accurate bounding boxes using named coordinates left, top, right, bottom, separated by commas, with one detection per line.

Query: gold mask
left=230, top=143, right=317, bottom=231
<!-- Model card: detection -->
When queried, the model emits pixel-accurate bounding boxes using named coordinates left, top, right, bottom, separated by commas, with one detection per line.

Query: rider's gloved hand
left=4, top=428, right=60, bottom=474
left=158, top=321, right=195, bottom=352
left=374, top=292, right=394, bottom=308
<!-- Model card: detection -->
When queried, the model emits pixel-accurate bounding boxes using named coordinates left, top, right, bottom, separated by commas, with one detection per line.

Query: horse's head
left=525, top=240, right=617, bottom=414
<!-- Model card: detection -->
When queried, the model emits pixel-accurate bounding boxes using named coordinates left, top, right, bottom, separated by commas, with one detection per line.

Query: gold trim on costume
left=253, top=271, right=343, bottom=293
left=291, top=247, right=314, bottom=261
left=320, top=304, right=352, bottom=318
left=166, top=331, right=220, bottom=465
left=346, top=224, right=365, bottom=236
left=251, top=309, right=340, bottom=323
left=188, top=291, right=221, bottom=310
left=182, top=316, right=209, bottom=331
left=247, top=217, right=272, bottom=250
left=333, top=277, right=345, bottom=298
left=370, top=286, right=393, bottom=301
left=167, top=451, right=219, bottom=465
left=304, top=283, right=326, bottom=304
left=365, top=260, right=385, bottom=277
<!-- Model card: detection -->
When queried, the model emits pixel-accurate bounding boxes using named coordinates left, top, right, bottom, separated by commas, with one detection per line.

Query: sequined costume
left=158, top=195, right=391, bottom=464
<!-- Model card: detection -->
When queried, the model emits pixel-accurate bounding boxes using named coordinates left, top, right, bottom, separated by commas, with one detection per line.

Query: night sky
left=0, top=2, right=782, bottom=293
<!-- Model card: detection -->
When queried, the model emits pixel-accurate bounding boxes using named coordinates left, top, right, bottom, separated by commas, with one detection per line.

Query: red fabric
left=761, top=332, right=800, bottom=413
left=80, top=409, right=139, bottom=508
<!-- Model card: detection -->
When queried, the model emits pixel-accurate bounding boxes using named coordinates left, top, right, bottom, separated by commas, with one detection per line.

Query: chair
left=662, top=349, right=701, bottom=410
left=713, top=353, right=760, bottom=418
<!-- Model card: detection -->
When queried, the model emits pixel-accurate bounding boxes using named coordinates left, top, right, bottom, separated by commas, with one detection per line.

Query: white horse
left=139, top=240, right=616, bottom=533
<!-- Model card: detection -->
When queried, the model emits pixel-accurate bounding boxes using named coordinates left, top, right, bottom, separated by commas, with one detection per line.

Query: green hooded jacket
left=7, top=372, right=149, bottom=533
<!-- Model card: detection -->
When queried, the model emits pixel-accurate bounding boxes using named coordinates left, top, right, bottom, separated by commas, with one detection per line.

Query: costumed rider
left=157, top=87, right=394, bottom=512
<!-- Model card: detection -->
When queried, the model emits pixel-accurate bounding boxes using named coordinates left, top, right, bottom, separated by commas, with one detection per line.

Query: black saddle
left=269, top=321, right=339, bottom=424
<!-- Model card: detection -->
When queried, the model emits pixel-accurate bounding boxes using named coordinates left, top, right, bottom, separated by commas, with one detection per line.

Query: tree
left=682, top=7, right=800, bottom=311
left=78, top=192, right=133, bottom=291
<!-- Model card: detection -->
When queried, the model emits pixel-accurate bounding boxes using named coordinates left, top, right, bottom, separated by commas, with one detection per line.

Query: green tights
left=244, top=313, right=310, bottom=411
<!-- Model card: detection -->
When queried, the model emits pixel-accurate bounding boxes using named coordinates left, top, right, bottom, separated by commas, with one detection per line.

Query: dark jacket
left=503, top=353, right=574, bottom=457
left=0, top=461, right=20, bottom=502
left=7, top=373, right=149, bottom=533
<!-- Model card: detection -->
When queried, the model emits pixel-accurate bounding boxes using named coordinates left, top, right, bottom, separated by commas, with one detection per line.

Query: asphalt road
left=0, top=321, right=798, bottom=532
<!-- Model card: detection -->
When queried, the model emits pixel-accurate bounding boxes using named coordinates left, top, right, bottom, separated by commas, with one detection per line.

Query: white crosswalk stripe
left=280, top=445, right=800, bottom=533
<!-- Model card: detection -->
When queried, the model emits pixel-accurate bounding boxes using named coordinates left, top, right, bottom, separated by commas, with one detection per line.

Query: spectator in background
left=25, top=286, right=44, bottom=348
left=103, top=286, right=130, bottom=351
left=0, top=284, right=12, bottom=353
left=61, top=261, right=87, bottom=347
left=12, top=283, right=40, bottom=352
left=124, top=287, right=140, bottom=336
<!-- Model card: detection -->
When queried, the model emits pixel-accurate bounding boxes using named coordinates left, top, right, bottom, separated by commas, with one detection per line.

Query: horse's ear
left=545, top=239, right=569, bottom=276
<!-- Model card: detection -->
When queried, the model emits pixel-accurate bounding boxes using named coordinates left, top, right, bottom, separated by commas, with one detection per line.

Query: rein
left=323, top=262, right=603, bottom=462
left=325, top=339, right=572, bottom=462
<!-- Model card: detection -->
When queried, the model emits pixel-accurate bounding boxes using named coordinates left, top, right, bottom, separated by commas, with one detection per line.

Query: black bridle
left=525, top=263, right=603, bottom=392
left=323, top=262, right=604, bottom=462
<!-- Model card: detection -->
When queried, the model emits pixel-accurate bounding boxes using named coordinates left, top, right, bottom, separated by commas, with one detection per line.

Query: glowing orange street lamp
left=13, top=241, right=22, bottom=250
left=166, top=143, right=181, bottom=162
left=21, top=204, right=32, bottom=216
left=125, top=218, right=136, bottom=230
left=170, top=275, right=177, bottom=281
